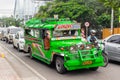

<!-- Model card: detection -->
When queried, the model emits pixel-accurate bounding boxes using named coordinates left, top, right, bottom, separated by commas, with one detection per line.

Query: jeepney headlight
left=69, top=46, right=77, bottom=53
left=70, top=46, right=75, bottom=51
left=85, top=44, right=93, bottom=50
left=77, top=44, right=85, bottom=50
left=93, top=50, right=98, bottom=54
left=60, top=47, right=65, bottom=51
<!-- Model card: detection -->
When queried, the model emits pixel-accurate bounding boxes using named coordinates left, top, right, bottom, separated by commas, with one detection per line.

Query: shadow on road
left=24, top=55, right=102, bottom=75
left=109, top=60, right=120, bottom=65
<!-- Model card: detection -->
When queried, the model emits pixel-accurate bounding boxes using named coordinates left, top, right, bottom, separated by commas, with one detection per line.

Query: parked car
left=5, top=26, right=23, bottom=43
left=103, top=34, right=120, bottom=62
left=13, top=31, right=25, bottom=52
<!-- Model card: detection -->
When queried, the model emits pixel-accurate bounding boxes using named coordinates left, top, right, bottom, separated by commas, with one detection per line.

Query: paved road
left=0, top=41, right=120, bottom=80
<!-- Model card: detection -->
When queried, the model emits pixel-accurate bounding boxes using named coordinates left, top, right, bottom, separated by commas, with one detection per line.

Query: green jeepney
left=24, top=18, right=104, bottom=74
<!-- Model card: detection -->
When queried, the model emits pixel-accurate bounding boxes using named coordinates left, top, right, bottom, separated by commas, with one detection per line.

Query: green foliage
left=98, top=0, right=120, bottom=9
left=0, top=17, right=23, bottom=27
left=97, top=13, right=111, bottom=28
left=35, top=0, right=120, bottom=29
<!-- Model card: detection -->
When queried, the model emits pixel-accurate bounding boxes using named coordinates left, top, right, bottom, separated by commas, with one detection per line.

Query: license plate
left=82, top=61, right=92, bottom=65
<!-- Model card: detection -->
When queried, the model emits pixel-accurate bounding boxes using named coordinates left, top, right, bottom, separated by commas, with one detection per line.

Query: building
left=14, top=0, right=24, bottom=20
left=14, top=0, right=48, bottom=23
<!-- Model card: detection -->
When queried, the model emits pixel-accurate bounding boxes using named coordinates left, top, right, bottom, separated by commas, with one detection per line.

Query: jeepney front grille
left=79, top=50, right=95, bottom=61
left=66, top=53, right=79, bottom=60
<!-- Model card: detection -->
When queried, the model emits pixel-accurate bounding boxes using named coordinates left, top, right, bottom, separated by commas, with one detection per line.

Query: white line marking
left=1, top=43, right=47, bottom=80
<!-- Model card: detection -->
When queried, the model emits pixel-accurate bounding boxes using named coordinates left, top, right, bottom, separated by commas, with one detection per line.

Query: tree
left=97, top=13, right=111, bottom=28
left=0, top=17, right=23, bottom=27
left=35, top=0, right=120, bottom=30
left=98, top=0, right=120, bottom=34
left=36, top=0, right=96, bottom=28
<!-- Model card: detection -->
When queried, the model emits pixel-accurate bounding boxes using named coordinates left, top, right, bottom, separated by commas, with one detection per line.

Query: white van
left=13, top=31, right=25, bottom=52
left=6, top=26, right=23, bottom=43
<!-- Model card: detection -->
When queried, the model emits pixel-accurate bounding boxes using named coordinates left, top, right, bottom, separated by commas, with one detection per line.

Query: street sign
left=54, top=14, right=58, bottom=19
left=84, top=22, right=90, bottom=38
left=85, top=22, right=90, bottom=27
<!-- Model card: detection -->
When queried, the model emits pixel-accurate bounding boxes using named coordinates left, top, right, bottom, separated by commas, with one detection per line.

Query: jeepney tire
left=55, top=57, right=66, bottom=74
left=102, top=53, right=109, bottom=67
left=29, top=48, right=33, bottom=59
left=90, top=67, right=99, bottom=71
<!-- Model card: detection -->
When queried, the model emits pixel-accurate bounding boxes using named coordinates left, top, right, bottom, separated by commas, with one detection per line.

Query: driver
left=44, top=30, right=50, bottom=50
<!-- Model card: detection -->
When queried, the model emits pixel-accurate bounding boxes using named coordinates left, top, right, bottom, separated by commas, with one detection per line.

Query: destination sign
left=55, top=24, right=80, bottom=31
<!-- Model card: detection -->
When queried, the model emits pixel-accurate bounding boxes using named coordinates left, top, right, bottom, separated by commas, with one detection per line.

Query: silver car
left=103, top=34, right=120, bottom=62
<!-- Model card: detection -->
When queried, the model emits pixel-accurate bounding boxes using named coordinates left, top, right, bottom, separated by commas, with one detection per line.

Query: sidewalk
left=0, top=58, right=21, bottom=80
left=0, top=47, right=21, bottom=80
left=0, top=42, right=44, bottom=80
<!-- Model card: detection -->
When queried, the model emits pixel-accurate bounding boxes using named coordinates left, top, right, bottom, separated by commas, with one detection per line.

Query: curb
left=0, top=43, right=47, bottom=80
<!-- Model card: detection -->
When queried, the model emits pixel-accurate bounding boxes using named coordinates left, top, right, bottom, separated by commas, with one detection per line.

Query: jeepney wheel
left=29, top=48, right=33, bottom=59
left=55, top=57, right=66, bottom=74
left=102, top=53, right=108, bottom=67
left=90, top=67, right=99, bottom=71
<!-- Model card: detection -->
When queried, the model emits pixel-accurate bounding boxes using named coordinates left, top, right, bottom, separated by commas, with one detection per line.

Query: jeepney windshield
left=53, top=30, right=79, bottom=38
left=53, top=24, right=80, bottom=38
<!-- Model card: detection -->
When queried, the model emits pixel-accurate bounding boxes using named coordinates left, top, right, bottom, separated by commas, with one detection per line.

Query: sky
left=0, top=0, right=15, bottom=17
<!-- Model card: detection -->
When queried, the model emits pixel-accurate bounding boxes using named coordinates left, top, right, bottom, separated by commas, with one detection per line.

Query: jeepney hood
left=51, top=39, right=82, bottom=47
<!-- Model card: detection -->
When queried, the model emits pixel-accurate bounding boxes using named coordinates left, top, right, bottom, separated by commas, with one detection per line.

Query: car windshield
left=10, top=29, right=21, bottom=34
left=53, top=30, right=79, bottom=38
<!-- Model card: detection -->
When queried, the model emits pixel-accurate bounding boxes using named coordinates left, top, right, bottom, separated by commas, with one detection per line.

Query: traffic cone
left=0, top=53, right=5, bottom=58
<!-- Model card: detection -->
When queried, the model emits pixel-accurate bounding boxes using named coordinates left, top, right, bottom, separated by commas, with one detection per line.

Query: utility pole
left=14, top=0, right=17, bottom=18
left=111, top=8, right=114, bottom=34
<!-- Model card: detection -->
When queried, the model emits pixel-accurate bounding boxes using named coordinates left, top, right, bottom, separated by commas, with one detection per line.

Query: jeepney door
left=32, top=29, right=44, bottom=57
left=32, top=29, right=52, bottom=60
left=41, top=29, right=52, bottom=60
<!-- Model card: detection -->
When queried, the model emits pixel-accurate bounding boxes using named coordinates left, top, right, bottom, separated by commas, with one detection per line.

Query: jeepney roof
left=25, top=18, right=74, bottom=29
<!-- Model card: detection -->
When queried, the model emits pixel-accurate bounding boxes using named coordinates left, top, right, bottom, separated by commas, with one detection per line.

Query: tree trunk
left=110, top=8, right=114, bottom=34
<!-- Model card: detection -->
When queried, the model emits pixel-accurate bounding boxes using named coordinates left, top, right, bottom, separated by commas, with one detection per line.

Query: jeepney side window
left=34, top=29, right=40, bottom=38
left=25, top=29, right=30, bottom=35
left=40, top=29, right=45, bottom=39
left=30, top=29, right=34, bottom=36
left=41, top=29, right=45, bottom=39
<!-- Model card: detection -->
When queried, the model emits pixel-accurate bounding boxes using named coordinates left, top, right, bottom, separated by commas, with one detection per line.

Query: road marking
left=1, top=43, right=47, bottom=80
